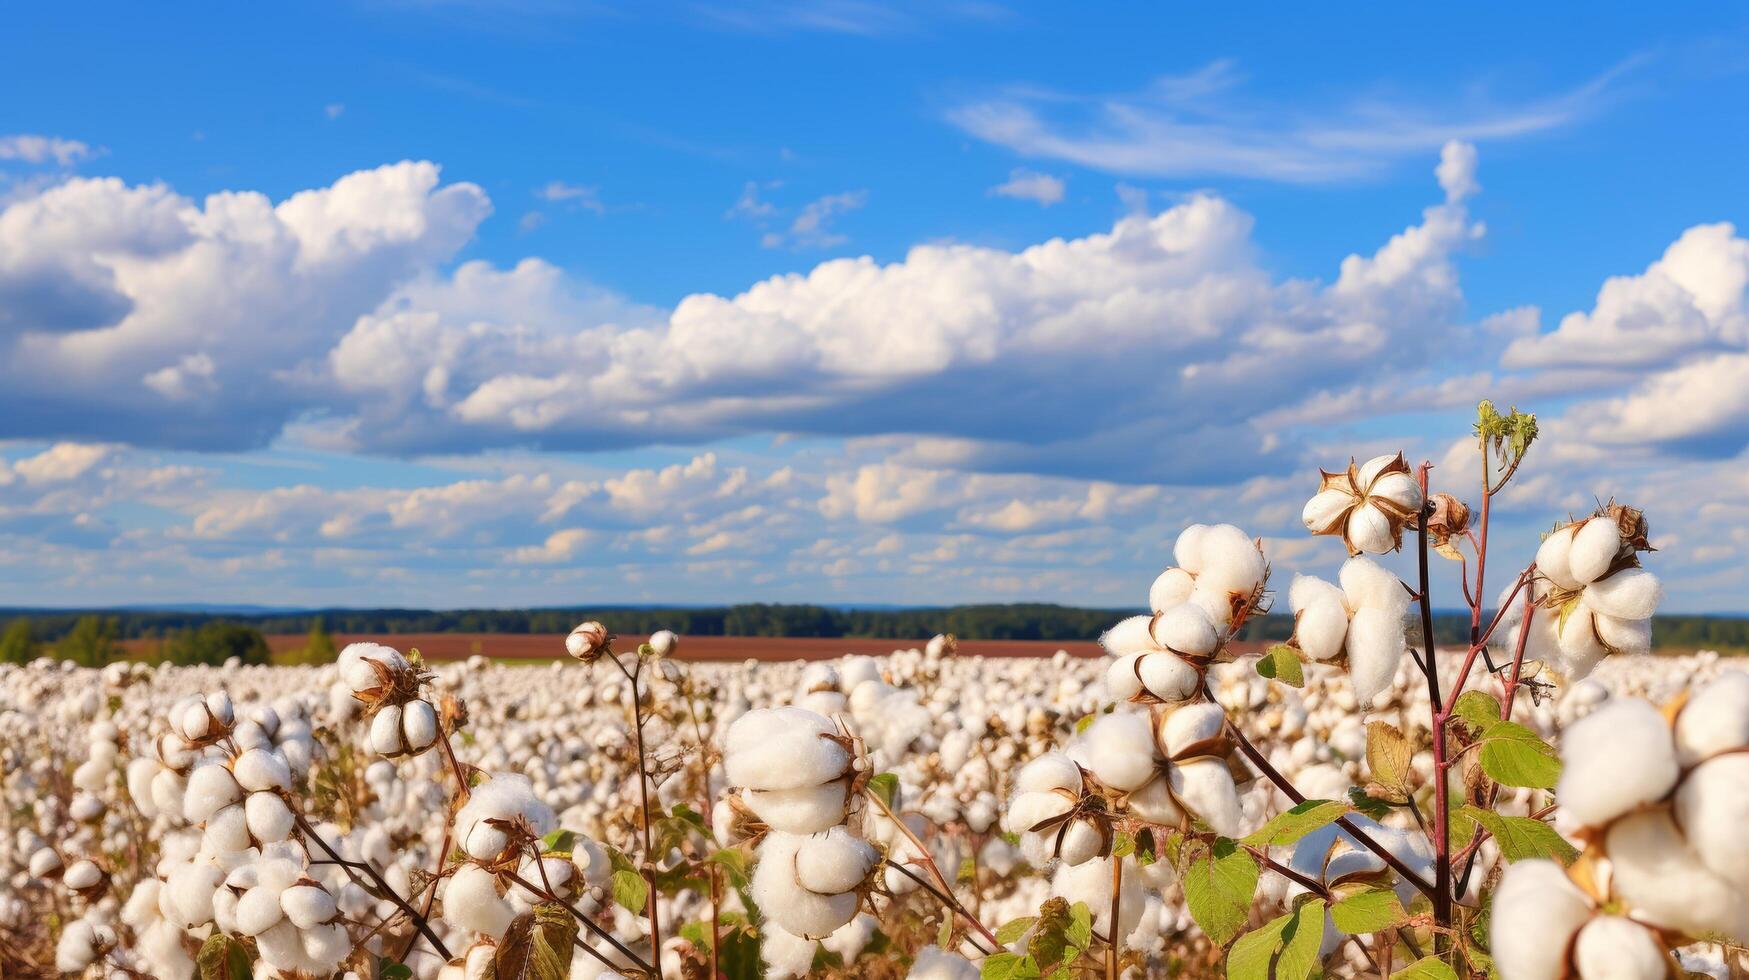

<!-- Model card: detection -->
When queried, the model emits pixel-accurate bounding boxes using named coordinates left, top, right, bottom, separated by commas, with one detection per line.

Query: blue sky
left=2, top=3, right=1747, bottom=611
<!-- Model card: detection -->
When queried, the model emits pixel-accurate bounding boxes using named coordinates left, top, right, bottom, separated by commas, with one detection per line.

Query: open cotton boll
left=753, top=834, right=861, bottom=938
left=233, top=748, right=292, bottom=793
left=1675, top=755, right=1749, bottom=891
left=1607, top=810, right=1749, bottom=942
left=1346, top=504, right=1394, bottom=554
left=162, top=862, right=222, bottom=928
left=1569, top=518, right=1623, bottom=585
left=794, top=828, right=878, bottom=894
left=1536, top=526, right=1582, bottom=592
left=1099, top=615, right=1155, bottom=658
left=1149, top=567, right=1196, bottom=614
left=245, top=791, right=296, bottom=843
left=1674, top=672, right=1749, bottom=766
left=370, top=704, right=405, bottom=755
left=1290, top=576, right=1349, bottom=661
left=1345, top=608, right=1405, bottom=705
left=1169, top=759, right=1242, bottom=837
left=1056, top=818, right=1107, bottom=867
left=1339, top=557, right=1406, bottom=614
left=1173, top=524, right=1212, bottom=572
left=760, top=923, right=821, bottom=979
left=1016, top=752, right=1083, bottom=794
left=1368, top=471, right=1421, bottom=511
left=236, top=883, right=287, bottom=936
left=1137, top=652, right=1201, bottom=703
left=281, top=883, right=337, bottom=930
left=1302, top=489, right=1351, bottom=535
left=723, top=707, right=849, bottom=791
left=444, top=863, right=515, bottom=938
left=745, top=782, right=851, bottom=834
left=1161, top=702, right=1227, bottom=757
left=401, top=699, right=440, bottom=751
left=1005, top=791, right=1074, bottom=836
left=1582, top=569, right=1662, bottom=621
left=908, top=945, right=979, bottom=980
left=184, top=763, right=244, bottom=822
left=1124, top=777, right=1184, bottom=825
left=1052, top=856, right=1142, bottom=941
left=1491, top=860, right=1594, bottom=980
left=1592, top=612, right=1652, bottom=657
left=1081, top=713, right=1159, bottom=792
left=1556, top=699, right=1678, bottom=828
left=1572, top=917, right=1667, bottom=980
left=1104, top=655, right=1145, bottom=700
left=1553, top=606, right=1607, bottom=677
left=1194, top=525, right=1265, bottom=595
left=1151, top=604, right=1218, bottom=656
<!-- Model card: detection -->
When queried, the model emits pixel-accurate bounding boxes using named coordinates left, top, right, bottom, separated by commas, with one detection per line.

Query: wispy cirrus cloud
left=947, top=57, right=1641, bottom=184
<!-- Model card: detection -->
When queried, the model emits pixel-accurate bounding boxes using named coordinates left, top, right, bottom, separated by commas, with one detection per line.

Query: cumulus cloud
left=0, top=134, right=94, bottom=166
left=989, top=168, right=1066, bottom=206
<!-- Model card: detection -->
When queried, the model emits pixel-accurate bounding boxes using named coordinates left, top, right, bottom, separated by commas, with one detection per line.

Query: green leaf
left=1183, top=838, right=1260, bottom=946
left=957, top=856, right=978, bottom=883
left=1394, top=956, right=1460, bottom=980
left=1256, top=644, right=1304, bottom=687
left=1074, top=713, right=1096, bottom=734
left=1366, top=722, right=1413, bottom=791
left=708, top=848, right=752, bottom=889
left=196, top=934, right=252, bottom=980
left=611, top=867, right=649, bottom=914
left=495, top=902, right=577, bottom=980
left=379, top=962, right=415, bottom=980
left=1066, top=902, right=1093, bottom=953
left=1347, top=786, right=1395, bottom=820
left=1243, top=800, right=1350, bottom=847
left=1226, top=899, right=1327, bottom=980
left=1463, top=806, right=1578, bottom=865
left=1329, top=886, right=1408, bottom=934
left=1451, top=690, right=1503, bottom=731
left=540, top=829, right=576, bottom=852
left=1477, top=722, right=1561, bottom=789
left=867, top=772, right=900, bottom=810
left=981, top=952, right=1043, bottom=980
left=996, top=916, right=1037, bottom=945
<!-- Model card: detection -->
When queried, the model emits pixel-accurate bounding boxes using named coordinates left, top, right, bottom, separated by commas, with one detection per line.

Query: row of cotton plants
left=1, top=403, right=1746, bottom=980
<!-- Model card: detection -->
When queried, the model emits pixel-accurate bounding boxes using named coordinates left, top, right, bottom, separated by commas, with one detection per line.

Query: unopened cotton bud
left=648, top=629, right=680, bottom=657
left=1556, top=699, right=1677, bottom=828
left=1491, top=860, right=1593, bottom=980
left=1569, top=518, right=1622, bottom=585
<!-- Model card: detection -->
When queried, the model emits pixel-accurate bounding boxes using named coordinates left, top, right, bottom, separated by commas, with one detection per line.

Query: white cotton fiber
left=444, top=863, right=515, bottom=939
left=1148, top=567, right=1196, bottom=614
left=370, top=704, right=405, bottom=756
left=1081, top=713, right=1159, bottom=792
left=1535, top=526, right=1581, bottom=592
left=1606, top=811, right=1749, bottom=942
left=745, top=782, right=850, bottom=834
left=1553, top=606, right=1607, bottom=678
left=1195, top=525, right=1265, bottom=595
left=1291, top=576, right=1350, bottom=662
left=1151, top=604, right=1218, bottom=656
left=753, top=834, right=860, bottom=938
left=1173, top=524, right=1212, bottom=572
left=234, top=748, right=292, bottom=793
left=1346, top=504, right=1394, bottom=554
left=1099, top=615, right=1156, bottom=658
left=1005, top=790, right=1073, bottom=835
left=1572, top=917, right=1666, bottom=980
left=1556, top=699, right=1678, bottom=828
left=1674, top=671, right=1749, bottom=765
left=1592, top=612, right=1652, bottom=656
left=300, top=921, right=350, bottom=972
left=1490, top=860, right=1593, bottom=980
left=1187, top=583, right=1240, bottom=630
left=1056, top=818, right=1106, bottom=867
left=1368, top=471, right=1421, bottom=512
left=1137, top=652, right=1201, bottom=703
left=724, top=707, right=848, bottom=791
left=1569, top=518, right=1622, bottom=585
left=184, top=764, right=242, bottom=824
left=281, top=884, right=337, bottom=930
left=1016, top=752, right=1083, bottom=794
left=1675, top=755, right=1749, bottom=891
left=1161, top=702, right=1226, bottom=758
left=1105, top=654, right=1145, bottom=701
left=794, top=828, right=878, bottom=894
left=1582, top=569, right=1662, bottom=621
left=1345, top=607, right=1405, bottom=706
left=245, top=791, right=295, bottom=843
left=1123, top=777, right=1183, bottom=826
left=235, top=885, right=285, bottom=936
left=1169, top=759, right=1242, bottom=837
left=1302, top=489, right=1351, bottom=534
left=1051, top=857, right=1142, bottom=941
left=162, top=862, right=222, bottom=928
left=908, top=945, right=979, bottom=980
left=401, top=699, right=440, bottom=750
left=1339, top=557, right=1406, bottom=614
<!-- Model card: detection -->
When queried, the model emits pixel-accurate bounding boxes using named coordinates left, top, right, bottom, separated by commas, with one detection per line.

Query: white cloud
left=0, top=134, right=93, bottom=166
left=762, top=190, right=867, bottom=249
left=989, top=168, right=1065, bottom=206
left=536, top=180, right=605, bottom=213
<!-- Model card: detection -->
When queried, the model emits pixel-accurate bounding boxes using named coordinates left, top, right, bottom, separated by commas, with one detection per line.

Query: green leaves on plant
left=1365, top=722, right=1413, bottom=800
left=1451, top=691, right=1503, bottom=731
left=867, top=772, right=900, bottom=810
left=1463, top=806, right=1578, bottom=865
left=1449, top=691, right=1561, bottom=789
left=1394, top=956, right=1460, bottom=980
left=540, top=828, right=576, bottom=852
left=1183, top=838, right=1261, bottom=945
left=1474, top=400, right=1539, bottom=474
left=1227, top=899, right=1327, bottom=980
left=996, top=916, right=1037, bottom=945
left=981, top=952, right=1042, bottom=980
left=611, top=867, right=649, bottom=915
left=1023, top=897, right=1094, bottom=971
left=1329, top=886, right=1408, bottom=934
left=196, top=933, right=252, bottom=980
left=495, top=903, right=577, bottom=980
left=378, top=961, right=415, bottom=980
left=1242, top=800, right=1350, bottom=847
left=1255, top=644, right=1305, bottom=687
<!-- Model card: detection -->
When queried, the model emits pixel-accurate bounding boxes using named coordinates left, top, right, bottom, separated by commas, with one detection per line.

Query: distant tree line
left=1, top=604, right=1745, bottom=655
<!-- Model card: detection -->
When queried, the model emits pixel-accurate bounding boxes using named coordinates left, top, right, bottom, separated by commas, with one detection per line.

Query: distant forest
left=2, top=604, right=1746, bottom=652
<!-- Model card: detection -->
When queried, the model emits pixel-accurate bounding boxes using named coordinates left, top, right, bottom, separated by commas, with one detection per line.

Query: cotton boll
left=1160, top=703, right=1227, bottom=758
left=1592, top=612, right=1652, bottom=657
left=1151, top=604, right=1218, bottom=656
left=1055, top=818, right=1106, bottom=867
left=1582, top=569, right=1662, bottom=621
left=760, top=924, right=820, bottom=979
left=245, top=792, right=296, bottom=843
left=1082, top=713, right=1159, bottom=792
left=794, top=828, right=878, bottom=894
left=184, top=763, right=244, bottom=822
left=1556, top=700, right=1678, bottom=828
left=753, top=834, right=861, bottom=938
left=402, top=699, right=440, bottom=752
left=281, top=884, right=337, bottom=930
left=28, top=847, right=62, bottom=878
left=1290, top=577, right=1349, bottom=661
left=1099, top=615, right=1156, bottom=658
left=236, top=884, right=287, bottom=936
left=1675, top=755, right=1749, bottom=891
left=1490, top=860, right=1593, bottom=980
left=1302, top=490, right=1351, bottom=535
left=1104, top=655, right=1145, bottom=700
left=1569, top=518, right=1623, bottom=585
left=1571, top=917, right=1667, bottom=980
left=370, top=704, right=405, bottom=756
left=1169, top=759, right=1242, bottom=837
left=1553, top=606, right=1607, bottom=678
left=300, top=921, right=351, bottom=972
left=1137, top=652, right=1201, bottom=703
left=1173, top=524, right=1212, bottom=572
left=444, top=864, right=515, bottom=939
left=1052, top=857, right=1142, bottom=941
left=1195, top=525, right=1265, bottom=595
left=1339, top=557, right=1405, bottom=614
left=126, top=757, right=160, bottom=817
left=908, top=945, right=979, bottom=980
left=1148, top=568, right=1196, bottom=614
left=1368, top=472, right=1422, bottom=512
left=1536, top=526, right=1582, bottom=592
left=744, top=782, right=850, bottom=834
left=63, top=859, right=102, bottom=890
left=1346, top=504, right=1395, bottom=554
left=723, top=708, right=848, bottom=790
left=1016, top=753, right=1083, bottom=794
left=1674, top=672, right=1749, bottom=766
left=1124, top=778, right=1184, bottom=826
left=1005, top=791, right=1074, bottom=835
left=163, top=863, right=222, bottom=928
left=1345, top=608, right=1405, bottom=706
left=1606, top=811, right=1749, bottom=942
left=233, top=748, right=292, bottom=793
